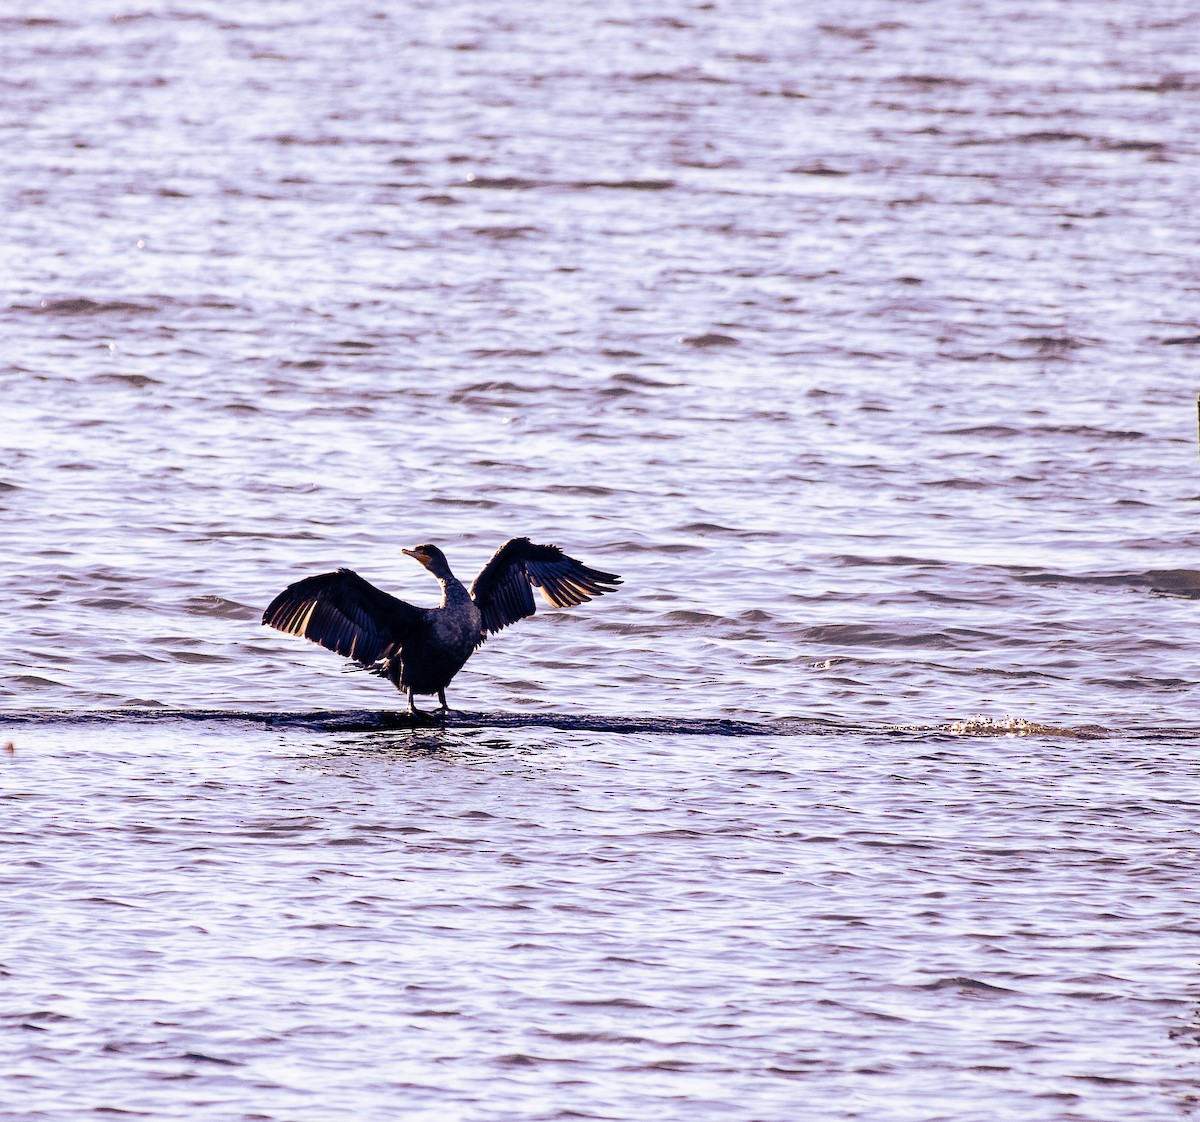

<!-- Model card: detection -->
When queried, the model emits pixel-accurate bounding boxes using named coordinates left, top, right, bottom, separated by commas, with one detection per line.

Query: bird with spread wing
left=262, top=538, right=621, bottom=713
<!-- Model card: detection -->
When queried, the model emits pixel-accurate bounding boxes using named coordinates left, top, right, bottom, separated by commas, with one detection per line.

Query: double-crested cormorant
left=262, top=537, right=621, bottom=713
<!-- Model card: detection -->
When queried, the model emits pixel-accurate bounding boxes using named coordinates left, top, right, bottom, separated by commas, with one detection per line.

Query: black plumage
left=262, top=537, right=621, bottom=714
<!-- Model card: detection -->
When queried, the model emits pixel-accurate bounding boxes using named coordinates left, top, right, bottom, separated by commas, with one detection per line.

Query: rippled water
left=4, top=1, right=1200, bottom=1118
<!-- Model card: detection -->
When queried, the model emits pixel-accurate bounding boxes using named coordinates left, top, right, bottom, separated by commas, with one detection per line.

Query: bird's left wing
left=469, top=537, right=621, bottom=636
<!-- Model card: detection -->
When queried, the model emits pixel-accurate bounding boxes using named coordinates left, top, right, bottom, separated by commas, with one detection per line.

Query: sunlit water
left=3, top=1, right=1200, bottom=1118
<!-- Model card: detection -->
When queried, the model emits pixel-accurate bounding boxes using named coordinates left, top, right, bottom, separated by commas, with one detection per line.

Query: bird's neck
left=436, top=572, right=471, bottom=608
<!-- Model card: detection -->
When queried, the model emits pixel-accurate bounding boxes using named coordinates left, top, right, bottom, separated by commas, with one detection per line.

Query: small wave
left=464, top=175, right=542, bottom=189
left=803, top=622, right=989, bottom=650
left=911, top=976, right=1017, bottom=994
left=1018, top=335, right=1085, bottom=351
left=654, top=611, right=726, bottom=632
left=180, top=595, right=258, bottom=620
left=536, top=1029, right=648, bottom=1044
left=923, top=477, right=990, bottom=490
left=76, top=597, right=139, bottom=611
left=947, top=715, right=1109, bottom=739
left=91, top=373, right=162, bottom=388
left=609, top=372, right=682, bottom=389
left=890, top=74, right=970, bottom=88
left=1034, top=423, right=1145, bottom=440
left=25, top=298, right=159, bottom=316
left=829, top=553, right=948, bottom=569
left=562, top=996, right=655, bottom=1009
left=1015, top=567, right=1200, bottom=595
left=603, top=540, right=703, bottom=554
left=631, top=68, right=733, bottom=85
left=938, top=424, right=1022, bottom=438
left=448, top=380, right=538, bottom=404
left=570, top=178, right=674, bottom=191
left=471, top=225, right=539, bottom=240
left=167, top=651, right=233, bottom=665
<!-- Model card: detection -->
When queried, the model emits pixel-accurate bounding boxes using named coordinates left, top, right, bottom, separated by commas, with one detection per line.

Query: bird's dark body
left=262, top=538, right=620, bottom=714
left=381, top=583, right=481, bottom=695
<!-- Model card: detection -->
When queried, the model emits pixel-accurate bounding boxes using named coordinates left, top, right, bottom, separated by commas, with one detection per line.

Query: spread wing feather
left=262, top=568, right=423, bottom=666
left=470, top=538, right=621, bottom=635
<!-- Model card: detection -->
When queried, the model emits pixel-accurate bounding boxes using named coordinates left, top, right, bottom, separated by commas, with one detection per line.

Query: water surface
left=3, top=0, right=1200, bottom=1117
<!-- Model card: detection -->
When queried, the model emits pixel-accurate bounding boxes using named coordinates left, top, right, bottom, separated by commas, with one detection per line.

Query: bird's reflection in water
left=329, top=728, right=535, bottom=761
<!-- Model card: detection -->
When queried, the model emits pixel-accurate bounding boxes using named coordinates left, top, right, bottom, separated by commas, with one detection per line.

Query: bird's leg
left=406, top=688, right=425, bottom=716
left=433, top=688, right=452, bottom=716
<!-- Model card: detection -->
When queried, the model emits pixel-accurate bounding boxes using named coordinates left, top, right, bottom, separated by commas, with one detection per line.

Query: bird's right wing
left=262, top=568, right=424, bottom=666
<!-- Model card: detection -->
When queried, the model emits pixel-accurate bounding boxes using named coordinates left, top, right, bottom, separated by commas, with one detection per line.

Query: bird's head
left=402, top=543, right=449, bottom=574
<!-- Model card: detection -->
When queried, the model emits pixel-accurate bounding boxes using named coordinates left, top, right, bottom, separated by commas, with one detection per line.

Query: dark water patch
left=91, top=373, right=162, bottom=388
left=1014, top=567, right=1200, bottom=595
left=167, top=651, right=234, bottom=665
left=0, top=709, right=1147, bottom=741
left=448, top=380, right=540, bottom=405
left=590, top=535, right=700, bottom=552
left=543, top=484, right=619, bottom=497
left=0, top=707, right=832, bottom=736
left=77, top=597, right=140, bottom=611
left=680, top=332, right=738, bottom=348
left=609, top=372, right=683, bottom=389
left=436, top=497, right=500, bottom=509
left=24, top=298, right=160, bottom=317
left=1015, top=131, right=1094, bottom=144
left=913, top=976, right=1017, bottom=995
left=806, top=622, right=1006, bottom=650
left=891, top=74, right=971, bottom=88
left=1101, top=139, right=1167, bottom=153
left=180, top=1051, right=242, bottom=1067
left=1034, top=423, right=1146, bottom=440
left=537, top=1029, right=649, bottom=1045
left=828, top=553, right=950, bottom=573
left=923, top=477, right=991, bottom=490
left=0, top=17, right=71, bottom=29
left=472, top=225, right=539, bottom=240
left=96, top=652, right=167, bottom=664
left=467, top=349, right=550, bottom=360
left=1125, top=76, right=1200, bottom=93
left=938, top=424, right=1021, bottom=440
left=570, top=178, right=675, bottom=191
left=1018, top=335, right=1086, bottom=352
left=630, top=68, right=733, bottom=85
left=790, top=164, right=850, bottom=176
left=180, top=595, right=258, bottom=620
left=195, top=528, right=324, bottom=541
left=464, top=175, right=543, bottom=189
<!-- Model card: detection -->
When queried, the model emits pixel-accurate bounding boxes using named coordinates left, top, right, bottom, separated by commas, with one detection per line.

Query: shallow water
left=3, top=0, right=1200, bottom=1117
left=6, top=723, right=1200, bottom=1121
